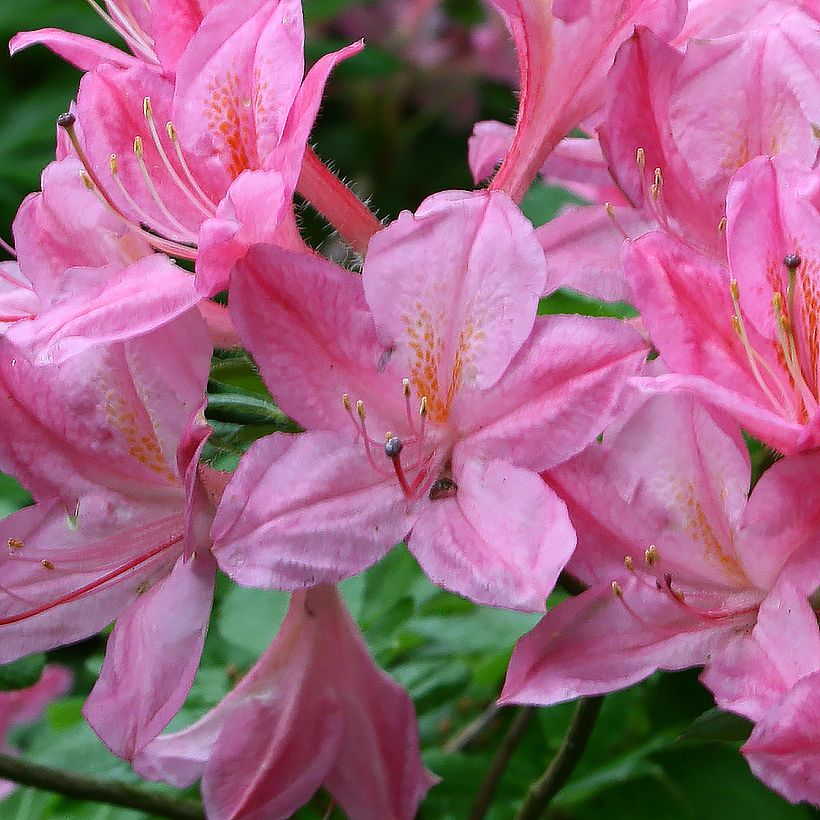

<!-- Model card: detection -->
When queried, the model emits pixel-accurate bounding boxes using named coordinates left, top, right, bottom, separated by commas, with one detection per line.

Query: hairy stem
left=297, top=147, right=382, bottom=255
left=0, top=753, right=204, bottom=820
left=469, top=707, right=536, bottom=820
left=515, top=696, right=604, bottom=820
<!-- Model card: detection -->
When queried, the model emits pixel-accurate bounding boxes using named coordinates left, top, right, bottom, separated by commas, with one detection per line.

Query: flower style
left=134, top=585, right=437, bottom=820
left=482, top=0, right=686, bottom=202
left=625, top=156, right=820, bottom=454
left=0, top=666, right=71, bottom=798
left=212, top=190, right=646, bottom=611
left=0, top=305, right=217, bottom=760
left=501, top=391, right=820, bottom=708
left=700, top=577, right=820, bottom=806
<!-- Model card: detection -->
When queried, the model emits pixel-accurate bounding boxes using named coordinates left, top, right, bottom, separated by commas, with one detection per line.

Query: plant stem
left=297, top=147, right=382, bottom=255
left=515, top=696, right=604, bottom=820
left=442, top=702, right=501, bottom=754
left=469, top=707, right=536, bottom=820
left=0, top=753, right=204, bottom=820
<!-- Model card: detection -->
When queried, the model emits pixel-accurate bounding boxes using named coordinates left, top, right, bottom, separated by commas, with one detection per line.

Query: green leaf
left=217, top=584, right=290, bottom=660
left=677, top=707, right=753, bottom=744
left=206, top=390, right=302, bottom=430
left=0, top=654, right=45, bottom=691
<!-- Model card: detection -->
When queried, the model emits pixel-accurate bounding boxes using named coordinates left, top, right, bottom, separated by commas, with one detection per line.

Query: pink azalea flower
left=11, top=0, right=219, bottom=75
left=501, top=391, right=820, bottom=709
left=470, top=5, right=820, bottom=301
left=30, top=0, right=360, bottom=297
left=482, top=0, right=686, bottom=202
left=700, top=578, right=820, bottom=806
left=625, top=156, right=820, bottom=454
left=212, top=190, right=647, bottom=611
left=0, top=666, right=72, bottom=798
left=0, top=303, right=218, bottom=760
left=134, top=584, right=436, bottom=820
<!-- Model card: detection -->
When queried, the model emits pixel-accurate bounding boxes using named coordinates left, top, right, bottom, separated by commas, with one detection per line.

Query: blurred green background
left=0, top=2, right=818, bottom=818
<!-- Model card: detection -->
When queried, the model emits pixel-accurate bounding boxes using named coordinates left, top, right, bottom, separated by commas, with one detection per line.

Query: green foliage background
left=0, top=2, right=818, bottom=817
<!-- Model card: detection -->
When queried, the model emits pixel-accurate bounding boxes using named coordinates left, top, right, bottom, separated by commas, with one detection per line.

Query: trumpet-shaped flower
left=625, top=156, right=820, bottom=454
left=502, top=392, right=820, bottom=708
left=483, top=0, right=685, bottom=202
left=0, top=304, right=216, bottom=760
left=213, top=190, right=646, bottom=611
left=135, top=585, right=436, bottom=820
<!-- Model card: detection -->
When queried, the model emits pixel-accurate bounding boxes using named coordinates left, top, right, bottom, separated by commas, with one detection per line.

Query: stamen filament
left=167, top=122, right=219, bottom=211
left=82, top=0, right=158, bottom=63
left=604, top=202, right=630, bottom=240
left=0, top=532, right=183, bottom=626
left=143, top=99, right=215, bottom=219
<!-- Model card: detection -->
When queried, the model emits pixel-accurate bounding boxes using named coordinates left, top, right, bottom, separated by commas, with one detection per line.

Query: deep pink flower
left=483, top=0, right=685, bottom=202
left=134, top=585, right=437, bottom=820
left=702, top=578, right=820, bottom=806
left=0, top=666, right=71, bottom=798
left=212, top=190, right=646, bottom=611
left=501, top=392, right=820, bottom=707
left=0, top=304, right=217, bottom=760
left=25, top=0, right=359, bottom=297
left=625, top=156, right=820, bottom=454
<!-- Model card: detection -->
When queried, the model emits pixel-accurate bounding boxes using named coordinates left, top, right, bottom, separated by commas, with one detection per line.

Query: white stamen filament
left=167, top=122, right=220, bottom=211
left=82, top=0, right=158, bottom=63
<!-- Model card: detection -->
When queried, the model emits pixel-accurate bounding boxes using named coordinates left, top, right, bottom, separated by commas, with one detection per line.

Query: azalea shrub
left=0, top=0, right=819, bottom=818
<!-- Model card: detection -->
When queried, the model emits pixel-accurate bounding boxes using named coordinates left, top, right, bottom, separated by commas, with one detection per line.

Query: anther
left=356, top=400, right=366, bottom=420
left=636, top=147, right=646, bottom=170
left=133, top=135, right=144, bottom=158
left=651, top=167, right=663, bottom=201
left=385, top=436, right=404, bottom=459
left=7, top=538, right=23, bottom=550
left=419, top=396, right=428, bottom=417
left=342, top=393, right=352, bottom=412
left=402, top=378, right=411, bottom=397
left=663, top=571, right=673, bottom=588
left=79, top=172, right=95, bottom=191
left=611, top=580, right=623, bottom=598
left=41, top=559, right=55, bottom=571
left=166, top=121, right=178, bottom=141
left=645, top=544, right=660, bottom=566
left=624, top=555, right=635, bottom=572
left=109, top=154, right=119, bottom=174
left=143, top=96, right=153, bottom=120
left=57, top=111, right=77, bottom=130
left=717, top=216, right=727, bottom=234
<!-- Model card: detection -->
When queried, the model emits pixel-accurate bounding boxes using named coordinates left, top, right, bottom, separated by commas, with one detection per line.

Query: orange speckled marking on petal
left=104, top=389, right=176, bottom=482
left=204, top=73, right=253, bottom=179
left=675, top=482, right=747, bottom=584
left=798, top=253, right=820, bottom=389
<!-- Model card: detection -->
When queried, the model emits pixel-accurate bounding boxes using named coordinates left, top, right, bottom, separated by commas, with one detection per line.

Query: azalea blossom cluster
left=1, top=0, right=819, bottom=815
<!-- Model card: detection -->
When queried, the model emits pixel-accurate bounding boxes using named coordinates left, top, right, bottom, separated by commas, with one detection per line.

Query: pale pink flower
left=0, top=304, right=217, bottom=760
left=625, top=156, right=820, bottom=454
left=502, top=392, right=820, bottom=708
left=212, top=190, right=646, bottom=611
left=0, top=666, right=72, bottom=798
left=135, top=585, right=437, bottom=820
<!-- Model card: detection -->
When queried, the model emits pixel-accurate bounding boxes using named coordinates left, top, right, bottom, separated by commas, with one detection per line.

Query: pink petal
left=501, top=577, right=734, bottom=706
left=549, top=392, right=751, bottom=588
left=488, top=0, right=686, bottom=201
left=743, top=670, right=820, bottom=806
left=0, top=500, right=184, bottom=663
left=172, top=0, right=304, bottom=186
left=704, top=577, right=820, bottom=722
left=270, top=39, right=364, bottom=188
left=9, top=29, right=138, bottom=71
left=12, top=157, right=150, bottom=306
left=228, top=244, right=396, bottom=431
left=195, top=169, right=296, bottom=297
left=409, top=456, right=575, bottom=611
left=212, top=432, right=413, bottom=589
left=0, top=262, right=39, bottom=330
left=150, top=0, right=217, bottom=73
left=7, top=256, right=199, bottom=364
left=535, top=203, right=655, bottom=301
left=84, top=552, right=216, bottom=759
left=738, top=449, right=820, bottom=590
left=363, top=190, right=547, bottom=410
left=136, top=586, right=433, bottom=818
left=461, top=314, right=646, bottom=472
